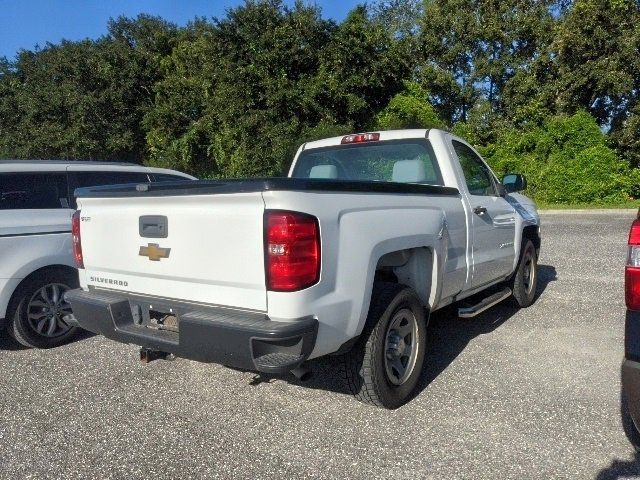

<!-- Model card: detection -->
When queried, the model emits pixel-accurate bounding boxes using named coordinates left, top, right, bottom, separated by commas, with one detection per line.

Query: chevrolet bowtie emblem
left=139, top=243, right=171, bottom=261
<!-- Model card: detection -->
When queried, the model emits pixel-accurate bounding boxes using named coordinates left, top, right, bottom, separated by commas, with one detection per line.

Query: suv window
left=68, top=171, right=151, bottom=208
left=69, top=171, right=150, bottom=189
left=452, top=141, right=497, bottom=196
left=152, top=173, right=190, bottom=182
left=0, top=173, right=69, bottom=210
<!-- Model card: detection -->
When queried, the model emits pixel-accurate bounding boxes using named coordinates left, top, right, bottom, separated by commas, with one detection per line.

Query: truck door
left=451, top=140, right=516, bottom=288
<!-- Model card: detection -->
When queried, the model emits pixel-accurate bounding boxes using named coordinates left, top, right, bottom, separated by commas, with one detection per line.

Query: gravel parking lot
left=0, top=211, right=638, bottom=479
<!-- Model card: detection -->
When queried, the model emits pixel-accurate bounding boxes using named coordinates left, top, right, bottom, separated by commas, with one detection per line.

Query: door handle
left=139, top=215, right=168, bottom=238
left=473, top=206, right=487, bottom=216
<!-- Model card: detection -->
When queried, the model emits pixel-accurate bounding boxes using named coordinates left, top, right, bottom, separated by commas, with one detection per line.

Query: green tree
left=142, top=19, right=220, bottom=174
left=372, top=0, right=423, bottom=39
left=0, top=15, right=176, bottom=162
left=549, top=0, right=640, bottom=128
left=145, top=0, right=335, bottom=177
left=375, top=81, right=444, bottom=129
left=311, top=5, right=410, bottom=130
left=611, top=103, right=640, bottom=169
left=418, top=0, right=555, bottom=132
left=0, top=0, right=637, bottom=206
left=0, top=58, right=19, bottom=158
left=145, top=1, right=410, bottom=177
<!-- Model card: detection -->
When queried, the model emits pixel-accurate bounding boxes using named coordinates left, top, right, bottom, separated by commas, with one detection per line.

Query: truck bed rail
left=75, top=178, right=460, bottom=199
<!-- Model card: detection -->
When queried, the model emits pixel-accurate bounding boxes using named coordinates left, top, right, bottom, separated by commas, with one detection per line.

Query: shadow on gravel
left=0, top=328, right=95, bottom=351
left=596, top=454, right=640, bottom=479
left=415, top=304, right=517, bottom=395
left=409, top=263, right=557, bottom=400
left=0, top=333, right=27, bottom=351
left=244, top=264, right=558, bottom=401
left=600, top=385, right=640, bottom=478
left=534, top=264, right=558, bottom=297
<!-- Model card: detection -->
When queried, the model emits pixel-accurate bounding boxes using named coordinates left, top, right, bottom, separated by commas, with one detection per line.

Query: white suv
left=0, top=160, right=195, bottom=348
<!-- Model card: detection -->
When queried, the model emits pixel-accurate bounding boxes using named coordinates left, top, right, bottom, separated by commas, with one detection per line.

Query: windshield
left=291, top=140, right=443, bottom=186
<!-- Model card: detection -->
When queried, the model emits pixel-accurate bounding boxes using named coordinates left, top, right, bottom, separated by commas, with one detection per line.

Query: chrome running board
left=458, top=287, right=512, bottom=318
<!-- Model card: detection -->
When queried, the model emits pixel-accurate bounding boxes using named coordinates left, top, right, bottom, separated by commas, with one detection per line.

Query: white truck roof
left=0, top=160, right=195, bottom=179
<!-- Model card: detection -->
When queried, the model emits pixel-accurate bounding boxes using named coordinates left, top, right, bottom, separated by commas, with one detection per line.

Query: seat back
left=309, top=165, right=338, bottom=179
left=392, top=159, right=426, bottom=183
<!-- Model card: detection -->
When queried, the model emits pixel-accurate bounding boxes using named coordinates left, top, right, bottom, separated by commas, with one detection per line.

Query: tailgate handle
left=139, top=215, right=168, bottom=238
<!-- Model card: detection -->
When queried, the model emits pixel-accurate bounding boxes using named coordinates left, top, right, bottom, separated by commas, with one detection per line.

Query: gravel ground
left=0, top=211, right=638, bottom=479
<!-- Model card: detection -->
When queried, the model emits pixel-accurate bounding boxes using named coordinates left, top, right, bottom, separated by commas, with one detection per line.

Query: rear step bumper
left=65, top=288, right=317, bottom=374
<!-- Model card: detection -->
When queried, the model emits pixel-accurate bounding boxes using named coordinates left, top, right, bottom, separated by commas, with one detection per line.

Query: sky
left=0, top=0, right=359, bottom=60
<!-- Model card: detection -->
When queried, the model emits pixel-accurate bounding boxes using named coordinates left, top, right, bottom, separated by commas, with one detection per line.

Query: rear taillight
left=265, top=210, right=320, bottom=292
left=72, top=210, right=84, bottom=268
left=626, top=218, right=640, bottom=310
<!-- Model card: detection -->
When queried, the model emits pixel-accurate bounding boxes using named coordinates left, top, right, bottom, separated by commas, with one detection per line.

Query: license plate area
left=130, top=301, right=180, bottom=333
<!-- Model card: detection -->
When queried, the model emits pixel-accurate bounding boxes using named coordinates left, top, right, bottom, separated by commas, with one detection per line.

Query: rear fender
left=355, top=237, right=441, bottom=339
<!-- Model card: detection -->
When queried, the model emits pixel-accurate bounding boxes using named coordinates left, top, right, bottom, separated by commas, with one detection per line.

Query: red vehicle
left=622, top=209, right=640, bottom=449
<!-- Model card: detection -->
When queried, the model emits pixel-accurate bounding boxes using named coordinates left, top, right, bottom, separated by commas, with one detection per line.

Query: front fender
left=506, top=193, right=540, bottom=270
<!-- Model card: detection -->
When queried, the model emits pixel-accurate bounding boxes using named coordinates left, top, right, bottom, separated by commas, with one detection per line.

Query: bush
left=482, top=111, right=639, bottom=204
left=540, top=146, right=637, bottom=204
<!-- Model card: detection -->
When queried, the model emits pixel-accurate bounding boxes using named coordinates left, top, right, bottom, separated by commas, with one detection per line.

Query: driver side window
left=452, top=140, right=497, bottom=196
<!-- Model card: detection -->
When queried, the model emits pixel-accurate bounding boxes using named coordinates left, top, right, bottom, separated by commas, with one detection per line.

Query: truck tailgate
left=77, top=193, right=267, bottom=311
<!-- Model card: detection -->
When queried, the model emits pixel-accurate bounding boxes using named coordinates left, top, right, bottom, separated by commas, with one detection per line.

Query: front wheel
left=511, top=239, right=538, bottom=307
left=341, top=282, right=427, bottom=409
left=7, top=269, right=79, bottom=348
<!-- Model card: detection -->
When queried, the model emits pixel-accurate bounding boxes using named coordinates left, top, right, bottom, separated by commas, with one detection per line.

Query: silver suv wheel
left=26, top=283, right=73, bottom=338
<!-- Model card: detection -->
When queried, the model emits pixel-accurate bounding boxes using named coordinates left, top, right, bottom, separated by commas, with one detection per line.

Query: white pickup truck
left=67, top=129, right=540, bottom=408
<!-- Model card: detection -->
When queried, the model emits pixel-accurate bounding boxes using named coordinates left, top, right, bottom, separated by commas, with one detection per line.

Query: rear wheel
left=511, top=239, right=538, bottom=307
left=7, top=269, right=79, bottom=348
left=341, top=282, right=427, bottom=409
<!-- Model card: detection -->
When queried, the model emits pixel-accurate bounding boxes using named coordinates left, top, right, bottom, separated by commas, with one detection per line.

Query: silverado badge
left=139, top=243, right=171, bottom=261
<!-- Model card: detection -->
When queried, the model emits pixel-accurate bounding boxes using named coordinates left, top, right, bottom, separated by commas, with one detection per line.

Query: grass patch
left=535, top=199, right=640, bottom=210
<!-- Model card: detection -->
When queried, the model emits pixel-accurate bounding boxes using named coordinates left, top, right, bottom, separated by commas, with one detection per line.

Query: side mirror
left=502, top=174, right=527, bottom=193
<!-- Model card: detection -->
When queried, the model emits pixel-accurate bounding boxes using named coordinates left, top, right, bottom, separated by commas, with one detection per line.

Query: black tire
left=622, top=392, right=640, bottom=452
left=7, top=268, right=79, bottom=348
left=340, top=282, right=427, bottom=409
left=510, top=239, right=538, bottom=307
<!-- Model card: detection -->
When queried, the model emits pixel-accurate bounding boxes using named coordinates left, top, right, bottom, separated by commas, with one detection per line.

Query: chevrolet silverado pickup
left=66, top=129, right=541, bottom=408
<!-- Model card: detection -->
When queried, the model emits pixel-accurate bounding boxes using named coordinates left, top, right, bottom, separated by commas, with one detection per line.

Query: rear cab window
left=0, top=173, right=69, bottom=210
left=291, top=140, right=444, bottom=186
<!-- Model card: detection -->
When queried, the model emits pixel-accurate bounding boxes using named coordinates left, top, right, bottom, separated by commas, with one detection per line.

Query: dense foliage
left=0, top=0, right=638, bottom=203
left=481, top=111, right=640, bottom=204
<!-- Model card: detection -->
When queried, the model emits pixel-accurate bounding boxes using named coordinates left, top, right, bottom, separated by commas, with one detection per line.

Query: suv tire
left=7, top=269, right=79, bottom=348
